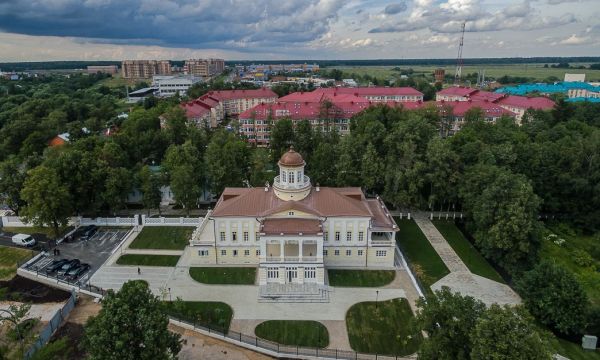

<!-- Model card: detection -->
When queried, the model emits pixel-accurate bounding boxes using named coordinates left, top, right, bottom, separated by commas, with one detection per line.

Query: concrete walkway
left=90, top=265, right=406, bottom=322
left=412, top=212, right=520, bottom=306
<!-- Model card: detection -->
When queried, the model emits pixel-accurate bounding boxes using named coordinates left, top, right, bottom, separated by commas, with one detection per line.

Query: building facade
left=188, top=148, right=397, bottom=290
left=184, top=59, right=225, bottom=77
left=153, top=75, right=202, bottom=97
left=121, top=60, right=172, bottom=79
left=87, top=65, right=118, bottom=75
left=181, top=88, right=278, bottom=127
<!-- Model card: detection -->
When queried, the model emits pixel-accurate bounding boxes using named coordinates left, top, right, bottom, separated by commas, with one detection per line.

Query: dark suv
left=79, top=225, right=98, bottom=241
left=56, top=259, right=81, bottom=276
left=45, top=259, right=70, bottom=274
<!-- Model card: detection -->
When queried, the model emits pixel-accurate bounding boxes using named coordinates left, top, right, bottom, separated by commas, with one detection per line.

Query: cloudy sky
left=0, top=0, right=598, bottom=61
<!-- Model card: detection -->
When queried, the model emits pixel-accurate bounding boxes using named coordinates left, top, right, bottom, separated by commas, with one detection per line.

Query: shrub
left=572, top=249, right=594, bottom=268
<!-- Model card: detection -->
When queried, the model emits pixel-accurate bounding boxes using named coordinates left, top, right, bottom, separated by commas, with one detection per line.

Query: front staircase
left=258, top=283, right=331, bottom=303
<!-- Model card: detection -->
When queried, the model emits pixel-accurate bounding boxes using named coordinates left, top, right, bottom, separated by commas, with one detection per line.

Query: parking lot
left=22, top=227, right=131, bottom=284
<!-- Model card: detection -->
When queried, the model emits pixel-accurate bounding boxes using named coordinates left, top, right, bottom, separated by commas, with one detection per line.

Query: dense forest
left=3, top=57, right=600, bottom=71
left=0, top=74, right=599, bottom=344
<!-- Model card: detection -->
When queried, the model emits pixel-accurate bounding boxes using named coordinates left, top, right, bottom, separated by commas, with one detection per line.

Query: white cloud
left=559, top=34, right=590, bottom=45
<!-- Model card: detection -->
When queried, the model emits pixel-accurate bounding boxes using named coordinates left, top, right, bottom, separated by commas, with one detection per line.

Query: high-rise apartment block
left=183, top=59, right=225, bottom=77
left=121, top=60, right=172, bottom=79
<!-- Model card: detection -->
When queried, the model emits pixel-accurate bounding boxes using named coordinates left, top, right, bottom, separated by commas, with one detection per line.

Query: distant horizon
left=2, top=56, right=600, bottom=65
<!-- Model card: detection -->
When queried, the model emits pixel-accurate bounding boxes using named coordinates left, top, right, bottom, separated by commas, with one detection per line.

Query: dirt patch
left=170, top=324, right=274, bottom=360
left=0, top=275, right=71, bottom=303
left=50, top=322, right=86, bottom=359
left=68, top=295, right=101, bottom=324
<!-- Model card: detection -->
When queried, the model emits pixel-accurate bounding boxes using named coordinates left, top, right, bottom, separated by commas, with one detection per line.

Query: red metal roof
left=496, top=95, right=555, bottom=110
left=203, top=88, right=277, bottom=101
left=238, top=100, right=371, bottom=121
left=437, top=86, right=479, bottom=97
left=435, top=100, right=515, bottom=117
left=315, top=86, right=424, bottom=97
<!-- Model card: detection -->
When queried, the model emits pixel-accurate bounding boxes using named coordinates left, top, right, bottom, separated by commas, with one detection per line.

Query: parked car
left=65, top=263, right=90, bottom=280
left=45, top=259, right=70, bottom=274
left=11, top=233, right=36, bottom=247
left=80, top=225, right=98, bottom=241
left=56, top=259, right=81, bottom=276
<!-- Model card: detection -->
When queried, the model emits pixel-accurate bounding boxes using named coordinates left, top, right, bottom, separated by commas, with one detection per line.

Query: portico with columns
left=207, top=146, right=398, bottom=298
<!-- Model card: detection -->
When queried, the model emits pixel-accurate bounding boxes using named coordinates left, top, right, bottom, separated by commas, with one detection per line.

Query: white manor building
left=187, top=148, right=398, bottom=298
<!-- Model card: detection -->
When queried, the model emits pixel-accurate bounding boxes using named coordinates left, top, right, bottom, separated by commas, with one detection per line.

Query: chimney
left=316, top=183, right=320, bottom=192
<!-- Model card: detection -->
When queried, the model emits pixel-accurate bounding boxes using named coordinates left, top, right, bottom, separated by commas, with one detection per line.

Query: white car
left=11, top=233, right=36, bottom=247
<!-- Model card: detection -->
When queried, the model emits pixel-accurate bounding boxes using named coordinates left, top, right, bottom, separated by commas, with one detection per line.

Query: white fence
left=1, top=215, right=203, bottom=229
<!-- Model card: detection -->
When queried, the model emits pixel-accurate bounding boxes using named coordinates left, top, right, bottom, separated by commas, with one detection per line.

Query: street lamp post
left=375, top=290, right=379, bottom=309
left=168, top=287, right=172, bottom=301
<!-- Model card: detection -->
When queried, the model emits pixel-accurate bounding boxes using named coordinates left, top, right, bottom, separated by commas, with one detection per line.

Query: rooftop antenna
left=454, top=21, right=466, bottom=85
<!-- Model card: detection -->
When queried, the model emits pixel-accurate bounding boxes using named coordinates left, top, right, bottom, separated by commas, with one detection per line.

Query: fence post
left=277, top=343, right=279, bottom=353
left=239, top=332, right=241, bottom=342
left=255, top=337, right=257, bottom=346
left=336, top=349, right=338, bottom=358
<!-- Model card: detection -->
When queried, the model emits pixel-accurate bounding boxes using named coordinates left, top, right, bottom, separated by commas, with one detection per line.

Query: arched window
left=281, top=170, right=287, bottom=183
left=289, top=171, right=295, bottom=183
left=297, top=171, right=302, bottom=183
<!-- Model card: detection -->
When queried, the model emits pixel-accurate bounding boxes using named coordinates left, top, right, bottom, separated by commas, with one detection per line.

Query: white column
left=260, top=238, right=266, bottom=262
left=298, top=239, right=303, bottom=262
left=280, top=239, right=285, bottom=262
left=317, top=237, right=323, bottom=261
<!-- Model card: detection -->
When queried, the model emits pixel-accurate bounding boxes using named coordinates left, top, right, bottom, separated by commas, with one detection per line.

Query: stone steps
left=258, top=283, right=330, bottom=303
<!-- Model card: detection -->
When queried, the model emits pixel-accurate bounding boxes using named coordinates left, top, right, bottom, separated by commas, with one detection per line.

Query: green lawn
left=0, top=245, right=34, bottom=280
left=346, top=298, right=422, bottom=356
left=189, top=267, right=256, bottom=285
left=1, top=226, right=73, bottom=240
left=255, top=320, right=329, bottom=348
left=332, top=63, right=600, bottom=82
left=540, top=223, right=600, bottom=308
left=551, top=337, right=600, bottom=360
left=116, top=254, right=180, bottom=266
left=328, top=269, right=395, bottom=287
left=129, top=226, right=194, bottom=250
left=163, top=300, right=233, bottom=333
left=432, top=220, right=505, bottom=283
left=395, top=218, right=449, bottom=294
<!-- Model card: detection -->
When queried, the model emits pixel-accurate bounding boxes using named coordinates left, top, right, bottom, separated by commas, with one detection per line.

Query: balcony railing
left=264, top=256, right=320, bottom=263
left=273, top=175, right=311, bottom=189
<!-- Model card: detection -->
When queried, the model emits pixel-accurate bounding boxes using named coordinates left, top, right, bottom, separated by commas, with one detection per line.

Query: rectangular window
left=346, top=249, right=351, bottom=256
left=358, top=250, right=364, bottom=256
left=335, top=231, right=340, bottom=241
left=198, top=250, right=209, bottom=256
left=220, top=232, right=225, bottom=242
left=267, top=268, right=279, bottom=279
left=256, top=249, right=261, bottom=256
left=221, top=249, right=226, bottom=256
left=304, top=267, right=316, bottom=279
left=288, top=211, right=294, bottom=216
left=334, top=249, right=340, bottom=256
left=323, top=250, right=328, bottom=256
left=324, top=231, right=328, bottom=241
left=256, top=232, right=260, bottom=241
left=376, top=250, right=387, bottom=257
left=232, top=231, right=237, bottom=241
left=233, top=249, right=238, bottom=256
left=243, top=232, right=249, bottom=242
left=358, top=232, right=364, bottom=242
left=346, top=231, right=352, bottom=241
left=244, top=250, right=250, bottom=256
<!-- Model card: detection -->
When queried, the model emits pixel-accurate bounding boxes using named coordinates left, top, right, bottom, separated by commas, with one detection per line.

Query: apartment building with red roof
left=180, top=88, right=278, bottom=127
left=435, top=86, right=555, bottom=123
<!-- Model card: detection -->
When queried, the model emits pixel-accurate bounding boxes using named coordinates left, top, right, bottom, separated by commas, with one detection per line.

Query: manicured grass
left=328, top=269, right=395, bottom=287
left=129, top=226, right=194, bottom=250
left=2, top=226, right=73, bottom=240
left=395, top=218, right=449, bottom=294
left=163, top=300, right=233, bottom=333
left=116, top=254, right=180, bottom=266
left=541, top=223, right=600, bottom=307
left=346, top=298, right=422, bottom=356
left=189, top=267, right=256, bottom=285
left=255, top=320, right=329, bottom=348
left=551, top=337, right=600, bottom=360
left=0, top=245, right=34, bottom=280
left=432, top=220, right=505, bottom=283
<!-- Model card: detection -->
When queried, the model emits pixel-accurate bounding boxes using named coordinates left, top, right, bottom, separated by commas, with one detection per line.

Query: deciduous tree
left=83, top=280, right=181, bottom=360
